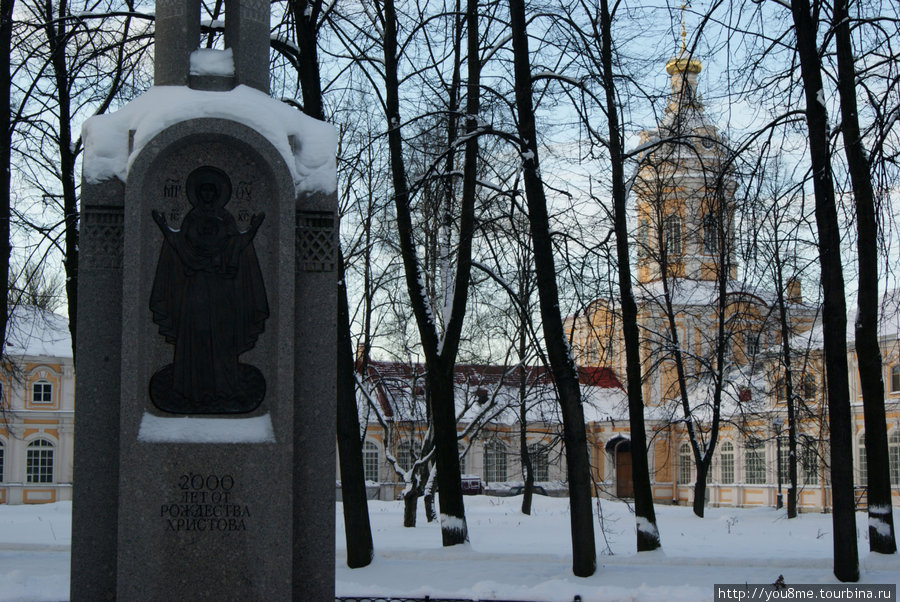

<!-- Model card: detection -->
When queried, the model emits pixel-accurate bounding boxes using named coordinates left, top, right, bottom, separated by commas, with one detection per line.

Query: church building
left=565, top=44, right=900, bottom=511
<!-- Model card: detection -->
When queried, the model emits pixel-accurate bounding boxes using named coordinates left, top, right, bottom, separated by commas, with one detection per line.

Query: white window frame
left=664, top=214, right=683, bottom=257
left=32, top=380, right=53, bottom=404
left=527, top=443, right=550, bottom=482
left=889, top=431, right=900, bottom=487
left=744, top=438, right=766, bottom=485
left=483, top=440, right=508, bottom=483
left=678, top=442, right=693, bottom=484
left=362, top=440, right=379, bottom=483
left=858, top=433, right=867, bottom=487
left=26, top=439, right=54, bottom=484
left=719, top=441, right=734, bottom=484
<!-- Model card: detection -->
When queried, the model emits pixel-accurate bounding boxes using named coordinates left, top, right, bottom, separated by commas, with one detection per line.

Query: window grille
left=397, top=440, right=421, bottom=473
left=855, top=433, right=867, bottom=487
left=362, top=441, right=379, bottom=483
left=889, top=432, right=900, bottom=487
left=801, top=439, right=819, bottom=485
left=32, top=380, right=52, bottom=404
left=664, top=215, right=682, bottom=256
left=702, top=214, right=719, bottom=255
left=678, top=442, right=692, bottom=484
left=483, top=440, right=507, bottom=483
left=720, top=442, right=734, bottom=484
left=744, top=438, right=766, bottom=485
left=26, top=439, right=54, bottom=483
left=527, top=444, right=550, bottom=482
left=802, top=374, right=816, bottom=400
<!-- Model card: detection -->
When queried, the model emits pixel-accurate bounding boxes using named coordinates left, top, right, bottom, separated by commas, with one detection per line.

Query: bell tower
left=633, top=16, right=735, bottom=284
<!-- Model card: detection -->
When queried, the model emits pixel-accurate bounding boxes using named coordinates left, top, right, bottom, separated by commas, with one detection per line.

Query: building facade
left=564, top=47, right=900, bottom=511
left=0, top=307, right=74, bottom=504
left=349, top=49, right=900, bottom=512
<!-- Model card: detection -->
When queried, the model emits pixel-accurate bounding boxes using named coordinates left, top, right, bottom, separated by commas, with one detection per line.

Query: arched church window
left=702, top=213, right=719, bottom=255
left=638, top=219, right=650, bottom=258
left=664, top=214, right=682, bottom=256
left=26, top=439, right=54, bottom=483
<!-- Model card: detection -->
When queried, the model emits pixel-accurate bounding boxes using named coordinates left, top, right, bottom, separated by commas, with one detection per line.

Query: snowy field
left=1, top=497, right=899, bottom=601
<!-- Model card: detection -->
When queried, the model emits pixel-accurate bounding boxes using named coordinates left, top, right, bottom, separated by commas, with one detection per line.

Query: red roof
left=358, top=360, right=622, bottom=418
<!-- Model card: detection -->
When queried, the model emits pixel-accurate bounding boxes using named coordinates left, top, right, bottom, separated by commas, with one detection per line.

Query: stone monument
left=70, top=1, right=337, bottom=599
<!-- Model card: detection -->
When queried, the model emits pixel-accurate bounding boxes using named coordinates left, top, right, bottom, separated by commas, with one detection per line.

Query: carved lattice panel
left=81, top=207, right=124, bottom=270
left=296, top=211, right=336, bottom=272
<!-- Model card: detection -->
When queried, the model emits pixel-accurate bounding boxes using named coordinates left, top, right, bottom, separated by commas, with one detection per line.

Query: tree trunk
left=833, top=0, right=896, bottom=555
left=336, top=254, right=374, bottom=567
left=402, top=489, right=419, bottom=528
left=789, top=0, right=859, bottom=581
left=45, top=0, right=79, bottom=358
left=519, top=317, right=533, bottom=516
left=598, top=0, right=660, bottom=549
left=291, top=0, right=324, bottom=120
left=424, top=490, right=436, bottom=523
left=773, top=242, right=798, bottom=518
left=508, top=0, right=596, bottom=577
left=428, top=366, right=467, bottom=543
left=0, top=0, right=13, bottom=358
left=692, top=461, right=709, bottom=518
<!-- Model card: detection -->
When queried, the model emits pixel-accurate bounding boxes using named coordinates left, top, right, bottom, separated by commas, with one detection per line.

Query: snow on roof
left=82, top=85, right=337, bottom=194
left=360, top=361, right=626, bottom=425
left=5, top=306, right=72, bottom=359
left=635, top=278, right=778, bottom=309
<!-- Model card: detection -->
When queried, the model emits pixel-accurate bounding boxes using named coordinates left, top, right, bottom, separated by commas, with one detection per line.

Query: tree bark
left=833, top=0, right=896, bottom=555
left=789, top=0, right=859, bottom=581
left=336, top=254, right=375, bottom=567
left=508, top=0, right=596, bottom=577
left=598, top=0, right=660, bottom=549
left=402, top=489, right=419, bottom=528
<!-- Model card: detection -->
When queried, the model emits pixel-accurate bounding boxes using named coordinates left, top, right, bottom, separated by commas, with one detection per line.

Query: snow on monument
left=70, top=1, right=337, bottom=600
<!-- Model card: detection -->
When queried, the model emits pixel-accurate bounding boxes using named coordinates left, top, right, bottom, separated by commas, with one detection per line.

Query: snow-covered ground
left=1, top=497, right=898, bottom=601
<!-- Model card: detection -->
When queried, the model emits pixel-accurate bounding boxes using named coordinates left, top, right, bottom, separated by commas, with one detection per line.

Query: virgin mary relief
left=148, top=166, right=269, bottom=414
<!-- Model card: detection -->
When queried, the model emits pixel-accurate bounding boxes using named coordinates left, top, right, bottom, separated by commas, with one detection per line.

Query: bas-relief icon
left=149, top=165, right=269, bottom=414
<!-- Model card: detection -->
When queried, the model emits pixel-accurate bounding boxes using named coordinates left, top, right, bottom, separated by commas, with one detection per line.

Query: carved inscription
left=163, top=178, right=181, bottom=198
left=161, top=473, right=251, bottom=533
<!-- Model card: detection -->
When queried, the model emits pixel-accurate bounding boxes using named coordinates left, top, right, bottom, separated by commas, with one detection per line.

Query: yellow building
left=0, top=306, right=74, bottom=504
left=565, top=48, right=900, bottom=511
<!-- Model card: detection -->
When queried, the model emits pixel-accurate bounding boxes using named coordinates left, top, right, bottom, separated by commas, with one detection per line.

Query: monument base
left=149, top=363, right=265, bottom=414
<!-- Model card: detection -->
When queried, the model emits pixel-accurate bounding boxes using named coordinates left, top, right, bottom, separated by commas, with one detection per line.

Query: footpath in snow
left=1, top=496, right=898, bottom=601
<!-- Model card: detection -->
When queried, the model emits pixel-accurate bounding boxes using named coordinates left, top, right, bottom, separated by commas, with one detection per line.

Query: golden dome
left=665, top=55, right=702, bottom=75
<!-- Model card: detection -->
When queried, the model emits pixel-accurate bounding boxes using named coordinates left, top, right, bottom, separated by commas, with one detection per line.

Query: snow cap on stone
left=82, top=85, right=337, bottom=194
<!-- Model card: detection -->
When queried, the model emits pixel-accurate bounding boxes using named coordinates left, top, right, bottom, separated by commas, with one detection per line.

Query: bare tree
left=789, top=0, right=859, bottom=582
left=11, top=1, right=151, bottom=359
left=375, top=0, right=484, bottom=545
left=597, top=0, right=660, bottom=547
left=1, top=0, right=13, bottom=357
left=834, top=0, right=896, bottom=555
left=508, top=0, right=596, bottom=577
